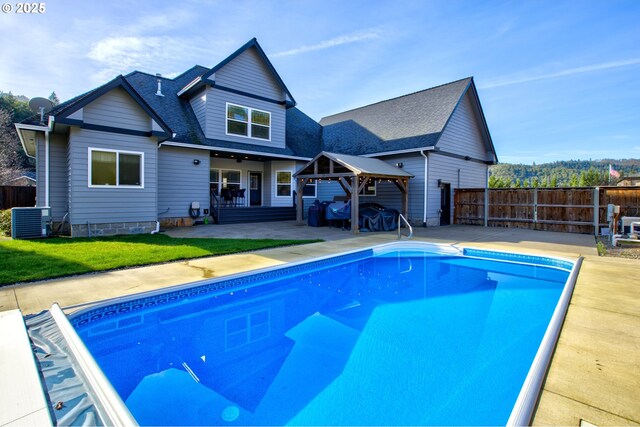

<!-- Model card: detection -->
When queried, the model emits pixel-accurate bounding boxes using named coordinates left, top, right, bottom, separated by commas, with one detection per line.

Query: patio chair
left=220, top=188, right=233, bottom=207
left=235, top=189, right=246, bottom=207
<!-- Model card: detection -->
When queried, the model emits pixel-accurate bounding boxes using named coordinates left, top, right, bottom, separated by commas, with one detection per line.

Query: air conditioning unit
left=11, top=207, right=52, bottom=239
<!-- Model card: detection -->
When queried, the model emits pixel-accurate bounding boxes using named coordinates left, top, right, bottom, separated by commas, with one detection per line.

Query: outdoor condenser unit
left=11, top=207, right=52, bottom=239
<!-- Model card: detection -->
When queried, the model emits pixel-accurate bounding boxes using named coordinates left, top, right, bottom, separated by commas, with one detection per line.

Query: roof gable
left=51, top=76, right=173, bottom=138
left=182, top=38, right=295, bottom=105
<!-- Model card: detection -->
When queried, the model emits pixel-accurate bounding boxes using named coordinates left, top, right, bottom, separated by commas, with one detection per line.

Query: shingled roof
left=320, top=77, right=474, bottom=155
left=19, top=40, right=492, bottom=162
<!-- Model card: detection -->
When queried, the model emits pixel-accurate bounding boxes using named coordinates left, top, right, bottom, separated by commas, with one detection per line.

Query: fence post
left=593, top=187, right=599, bottom=236
left=484, top=188, right=489, bottom=227
left=533, top=188, right=538, bottom=223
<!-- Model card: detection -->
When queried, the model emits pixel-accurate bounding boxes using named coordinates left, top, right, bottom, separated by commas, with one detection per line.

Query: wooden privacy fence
left=0, top=186, right=36, bottom=210
left=454, top=186, right=640, bottom=234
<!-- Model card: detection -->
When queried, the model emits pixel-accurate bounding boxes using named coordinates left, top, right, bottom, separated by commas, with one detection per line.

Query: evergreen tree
left=48, top=91, right=60, bottom=106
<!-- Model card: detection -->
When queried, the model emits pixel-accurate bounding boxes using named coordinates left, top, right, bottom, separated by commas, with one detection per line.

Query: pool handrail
left=397, top=213, right=413, bottom=239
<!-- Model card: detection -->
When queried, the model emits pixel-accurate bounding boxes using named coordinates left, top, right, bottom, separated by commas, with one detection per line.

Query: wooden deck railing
left=454, top=186, right=640, bottom=234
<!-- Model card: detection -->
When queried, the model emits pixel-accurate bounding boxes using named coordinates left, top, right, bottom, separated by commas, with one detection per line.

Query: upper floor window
left=226, top=103, right=271, bottom=141
left=89, top=148, right=143, bottom=188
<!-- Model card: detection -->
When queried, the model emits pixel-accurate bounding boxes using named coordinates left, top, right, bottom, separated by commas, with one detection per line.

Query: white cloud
left=87, top=36, right=219, bottom=83
left=271, top=29, right=383, bottom=58
left=480, top=58, right=640, bottom=89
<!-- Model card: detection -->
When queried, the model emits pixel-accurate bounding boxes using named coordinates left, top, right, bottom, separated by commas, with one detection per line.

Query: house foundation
left=71, top=221, right=157, bottom=238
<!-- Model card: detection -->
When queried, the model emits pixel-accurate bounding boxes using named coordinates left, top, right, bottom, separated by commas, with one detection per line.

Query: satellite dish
left=29, top=97, right=54, bottom=123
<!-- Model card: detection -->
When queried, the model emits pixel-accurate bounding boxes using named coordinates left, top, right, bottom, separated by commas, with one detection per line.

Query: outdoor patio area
left=0, top=225, right=638, bottom=426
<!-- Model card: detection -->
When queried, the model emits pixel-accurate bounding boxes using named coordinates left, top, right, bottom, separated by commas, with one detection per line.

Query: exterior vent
left=11, top=207, right=52, bottom=239
left=155, top=74, right=164, bottom=97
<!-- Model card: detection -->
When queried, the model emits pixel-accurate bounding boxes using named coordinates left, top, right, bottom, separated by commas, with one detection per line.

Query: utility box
left=11, top=207, right=52, bottom=239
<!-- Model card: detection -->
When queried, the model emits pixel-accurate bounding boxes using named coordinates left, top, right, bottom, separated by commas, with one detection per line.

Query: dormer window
left=226, top=103, right=271, bottom=141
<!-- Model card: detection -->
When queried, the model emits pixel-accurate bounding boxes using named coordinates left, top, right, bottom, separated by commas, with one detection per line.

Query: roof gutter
left=362, top=146, right=435, bottom=158
left=14, top=122, right=51, bottom=158
left=159, top=141, right=312, bottom=161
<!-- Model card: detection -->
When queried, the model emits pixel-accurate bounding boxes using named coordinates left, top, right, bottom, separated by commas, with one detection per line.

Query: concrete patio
left=0, top=224, right=638, bottom=425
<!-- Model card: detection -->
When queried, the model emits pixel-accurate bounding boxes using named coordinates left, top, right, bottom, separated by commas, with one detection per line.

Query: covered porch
left=207, top=149, right=309, bottom=224
left=294, top=152, right=414, bottom=233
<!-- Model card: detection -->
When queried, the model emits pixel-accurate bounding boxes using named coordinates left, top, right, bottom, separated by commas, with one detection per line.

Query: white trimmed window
left=276, top=170, right=292, bottom=197
left=302, top=179, right=317, bottom=198
left=89, top=148, right=143, bottom=188
left=226, top=103, right=271, bottom=141
left=210, top=168, right=241, bottom=194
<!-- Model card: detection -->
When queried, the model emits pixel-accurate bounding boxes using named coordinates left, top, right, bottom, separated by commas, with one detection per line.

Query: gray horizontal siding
left=83, top=88, right=151, bottom=132
left=427, top=153, right=487, bottom=226
left=68, top=128, right=157, bottom=224
left=372, top=154, right=424, bottom=224
left=34, top=133, right=68, bottom=219
left=49, top=134, right=68, bottom=220
left=437, top=92, right=487, bottom=160
left=189, top=89, right=207, bottom=132
left=215, top=47, right=284, bottom=100
left=158, top=146, right=210, bottom=219
left=205, top=87, right=286, bottom=149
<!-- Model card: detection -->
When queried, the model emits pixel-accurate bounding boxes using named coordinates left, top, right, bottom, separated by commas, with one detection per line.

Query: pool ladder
left=397, top=214, right=413, bottom=240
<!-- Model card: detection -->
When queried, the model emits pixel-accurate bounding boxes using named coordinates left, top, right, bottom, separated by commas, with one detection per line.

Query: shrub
left=0, top=209, right=11, bottom=237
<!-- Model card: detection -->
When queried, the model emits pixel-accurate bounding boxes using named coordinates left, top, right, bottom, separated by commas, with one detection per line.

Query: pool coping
left=63, top=241, right=580, bottom=426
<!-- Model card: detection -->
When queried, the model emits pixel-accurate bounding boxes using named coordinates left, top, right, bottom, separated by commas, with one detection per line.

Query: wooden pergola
left=294, top=151, right=414, bottom=233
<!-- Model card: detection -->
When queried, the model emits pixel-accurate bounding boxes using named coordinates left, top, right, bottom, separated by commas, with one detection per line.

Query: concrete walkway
left=1, top=225, right=638, bottom=425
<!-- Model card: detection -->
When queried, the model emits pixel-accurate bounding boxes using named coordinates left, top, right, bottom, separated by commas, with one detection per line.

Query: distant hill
left=489, top=159, right=640, bottom=188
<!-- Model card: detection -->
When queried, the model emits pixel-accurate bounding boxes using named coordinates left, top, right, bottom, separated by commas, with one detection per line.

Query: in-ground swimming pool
left=67, top=242, right=578, bottom=426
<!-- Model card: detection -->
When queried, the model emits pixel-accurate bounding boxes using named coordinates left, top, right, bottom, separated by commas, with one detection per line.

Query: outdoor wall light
left=193, top=159, right=201, bottom=165
left=395, top=162, right=404, bottom=168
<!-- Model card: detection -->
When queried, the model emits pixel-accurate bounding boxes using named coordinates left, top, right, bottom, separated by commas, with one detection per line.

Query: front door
left=249, top=171, right=262, bottom=206
left=440, top=183, right=451, bottom=226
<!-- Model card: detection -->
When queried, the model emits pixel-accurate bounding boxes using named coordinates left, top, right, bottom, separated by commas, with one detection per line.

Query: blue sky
left=1, top=0, right=638, bottom=164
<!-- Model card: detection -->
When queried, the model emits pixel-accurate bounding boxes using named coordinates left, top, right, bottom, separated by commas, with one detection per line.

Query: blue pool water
left=72, top=245, right=572, bottom=426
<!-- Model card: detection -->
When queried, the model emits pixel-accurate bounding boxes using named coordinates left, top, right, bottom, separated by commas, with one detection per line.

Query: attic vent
left=156, top=73, right=164, bottom=97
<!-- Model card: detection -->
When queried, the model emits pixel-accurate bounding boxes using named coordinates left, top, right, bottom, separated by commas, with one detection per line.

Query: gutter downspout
left=420, top=150, right=429, bottom=227
left=45, top=130, right=50, bottom=207
left=150, top=221, right=160, bottom=234
left=44, top=116, right=55, bottom=208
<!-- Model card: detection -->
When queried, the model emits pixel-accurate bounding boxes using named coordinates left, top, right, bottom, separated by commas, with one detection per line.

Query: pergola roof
left=294, top=151, right=414, bottom=179
left=294, top=152, right=413, bottom=234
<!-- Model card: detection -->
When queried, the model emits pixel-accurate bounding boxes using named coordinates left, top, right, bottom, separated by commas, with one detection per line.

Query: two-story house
left=15, top=38, right=497, bottom=237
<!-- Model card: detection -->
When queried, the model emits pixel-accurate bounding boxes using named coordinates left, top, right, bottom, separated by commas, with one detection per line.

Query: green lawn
left=0, top=234, right=321, bottom=285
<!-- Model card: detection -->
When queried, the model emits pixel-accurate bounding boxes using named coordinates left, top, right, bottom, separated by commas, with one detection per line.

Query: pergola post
left=394, top=178, right=409, bottom=218
left=351, top=175, right=359, bottom=233
left=295, top=178, right=308, bottom=225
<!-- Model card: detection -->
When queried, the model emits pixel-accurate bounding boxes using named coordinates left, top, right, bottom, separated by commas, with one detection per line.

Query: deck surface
left=0, top=224, right=638, bottom=425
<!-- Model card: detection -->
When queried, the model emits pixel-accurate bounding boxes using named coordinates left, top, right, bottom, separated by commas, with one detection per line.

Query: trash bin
left=308, top=201, right=330, bottom=227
